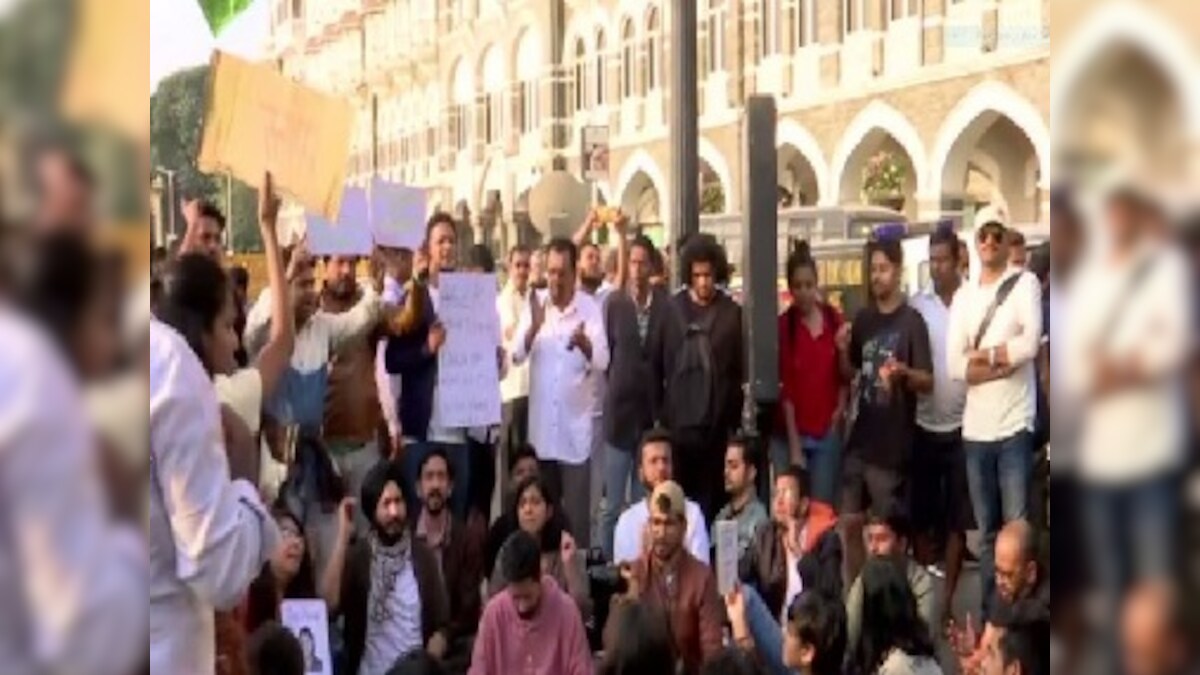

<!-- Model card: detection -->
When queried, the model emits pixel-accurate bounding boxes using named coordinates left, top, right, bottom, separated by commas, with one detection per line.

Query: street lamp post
left=669, top=0, right=700, bottom=285
left=154, top=167, right=177, bottom=242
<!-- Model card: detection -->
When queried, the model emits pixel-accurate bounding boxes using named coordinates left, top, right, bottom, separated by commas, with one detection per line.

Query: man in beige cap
left=604, top=480, right=724, bottom=675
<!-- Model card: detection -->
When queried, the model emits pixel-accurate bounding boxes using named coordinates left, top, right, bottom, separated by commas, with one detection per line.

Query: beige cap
left=650, top=480, right=687, bottom=519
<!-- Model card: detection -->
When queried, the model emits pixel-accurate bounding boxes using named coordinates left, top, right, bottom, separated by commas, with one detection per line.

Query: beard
left=372, top=519, right=407, bottom=547
left=424, top=491, right=445, bottom=514
left=328, top=277, right=357, bottom=301
left=579, top=273, right=604, bottom=293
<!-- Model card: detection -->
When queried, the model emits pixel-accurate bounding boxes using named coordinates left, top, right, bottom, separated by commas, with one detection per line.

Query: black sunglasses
left=977, top=224, right=1006, bottom=243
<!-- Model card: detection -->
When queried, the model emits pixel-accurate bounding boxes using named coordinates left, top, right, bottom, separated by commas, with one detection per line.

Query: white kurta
left=149, top=320, right=280, bottom=674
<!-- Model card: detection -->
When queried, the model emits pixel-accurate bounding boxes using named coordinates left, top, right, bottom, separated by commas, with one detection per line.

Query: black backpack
left=667, top=295, right=718, bottom=438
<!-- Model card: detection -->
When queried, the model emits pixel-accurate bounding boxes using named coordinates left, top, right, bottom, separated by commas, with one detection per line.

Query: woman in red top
left=775, top=242, right=850, bottom=506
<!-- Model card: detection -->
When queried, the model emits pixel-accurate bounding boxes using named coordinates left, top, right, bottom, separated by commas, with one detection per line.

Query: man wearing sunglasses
left=947, top=208, right=1043, bottom=625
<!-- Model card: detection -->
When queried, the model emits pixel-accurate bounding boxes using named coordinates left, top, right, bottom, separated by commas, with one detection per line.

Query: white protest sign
left=715, top=520, right=739, bottom=597
left=435, top=273, right=502, bottom=428
left=305, top=187, right=373, bottom=256
left=369, top=179, right=427, bottom=250
left=280, top=600, right=333, bottom=675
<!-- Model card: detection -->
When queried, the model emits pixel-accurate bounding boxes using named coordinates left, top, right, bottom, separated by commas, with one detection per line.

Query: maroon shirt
left=778, top=304, right=843, bottom=439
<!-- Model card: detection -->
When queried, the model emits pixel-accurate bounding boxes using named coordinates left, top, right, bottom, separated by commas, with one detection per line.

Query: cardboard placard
left=280, top=600, right=333, bottom=675
left=197, top=51, right=353, bottom=220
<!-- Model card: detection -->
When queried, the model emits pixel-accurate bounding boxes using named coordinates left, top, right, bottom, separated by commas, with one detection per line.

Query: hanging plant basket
left=861, top=151, right=908, bottom=209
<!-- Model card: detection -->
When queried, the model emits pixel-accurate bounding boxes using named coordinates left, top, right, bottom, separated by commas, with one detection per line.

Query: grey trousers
left=539, top=458, right=593, bottom=551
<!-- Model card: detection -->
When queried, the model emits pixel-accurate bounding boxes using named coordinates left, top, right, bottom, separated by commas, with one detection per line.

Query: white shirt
left=580, top=282, right=614, bottom=418
left=1048, top=279, right=1078, bottom=470
left=1065, top=243, right=1192, bottom=484
left=360, top=559, right=424, bottom=675
left=497, top=282, right=532, bottom=403
left=245, top=282, right=381, bottom=376
left=149, top=320, right=281, bottom=674
left=781, top=549, right=803, bottom=625
left=911, top=289, right=967, bottom=433
left=214, top=368, right=265, bottom=434
left=948, top=269, right=1043, bottom=442
left=613, top=499, right=712, bottom=565
left=512, top=291, right=611, bottom=465
left=0, top=308, right=146, bottom=675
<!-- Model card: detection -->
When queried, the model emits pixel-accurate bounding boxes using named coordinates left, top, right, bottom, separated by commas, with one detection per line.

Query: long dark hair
left=509, top=475, right=564, bottom=554
left=852, top=558, right=936, bottom=675
left=600, top=603, right=677, bottom=675
left=786, top=240, right=818, bottom=285
left=243, top=508, right=317, bottom=634
left=154, top=253, right=230, bottom=376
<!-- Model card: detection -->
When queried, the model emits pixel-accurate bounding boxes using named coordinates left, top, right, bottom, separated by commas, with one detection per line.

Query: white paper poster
left=370, top=179, right=427, bottom=250
left=435, top=273, right=502, bottom=428
left=280, top=600, right=333, bottom=675
left=305, top=187, right=372, bottom=256
left=715, top=520, right=739, bottom=596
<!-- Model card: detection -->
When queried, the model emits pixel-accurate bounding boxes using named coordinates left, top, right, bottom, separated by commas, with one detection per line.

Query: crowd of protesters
left=7, top=141, right=1200, bottom=675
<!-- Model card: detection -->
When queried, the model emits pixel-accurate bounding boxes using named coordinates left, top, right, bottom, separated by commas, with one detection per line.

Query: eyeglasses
left=977, top=225, right=1005, bottom=244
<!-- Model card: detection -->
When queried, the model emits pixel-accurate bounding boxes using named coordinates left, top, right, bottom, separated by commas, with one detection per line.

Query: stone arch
left=777, top=119, right=830, bottom=207
left=615, top=150, right=668, bottom=226
left=698, top=137, right=735, bottom=214
left=931, top=82, right=1049, bottom=223
left=1052, top=2, right=1200, bottom=140
left=829, top=101, right=928, bottom=214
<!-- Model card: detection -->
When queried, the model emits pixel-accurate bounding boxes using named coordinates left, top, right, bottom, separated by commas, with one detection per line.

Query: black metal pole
left=670, top=0, right=700, bottom=285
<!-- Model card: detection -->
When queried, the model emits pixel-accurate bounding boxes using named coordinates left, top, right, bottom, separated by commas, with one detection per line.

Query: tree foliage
left=151, top=65, right=261, bottom=252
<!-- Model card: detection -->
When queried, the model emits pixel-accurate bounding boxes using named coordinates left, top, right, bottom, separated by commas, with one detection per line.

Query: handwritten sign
left=715, top=520, right=739, bottom=596
left=370, top=179, right=427, bottom=250
left=305, top=188, right=373, bottom=256
left=197, top=51, right=353, bottom=220
left=435, top=273, right=502, bottom=428
left=280, top=600, right=332, bottom=675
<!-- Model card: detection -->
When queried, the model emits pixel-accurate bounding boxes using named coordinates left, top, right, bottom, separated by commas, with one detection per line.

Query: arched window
left=574, top=39, right=587, bottom=112
left=452, top=59, right=473, bottom=151
left=645, top=8, right=660, bottom=91
left=595, top=30, right=607, bottom=105
left=516, top=29, right=542, bottom=134
left=481, top=46, right=505, bottom=144
left=842, top=0, right=860, bottom=39
left=784, top=0, right=812, bottom=51
left=703, top=0, right=726, bottom=75
left=621, top=18, right=636, bottom=99
left=757, top=0, right=777, bottom=60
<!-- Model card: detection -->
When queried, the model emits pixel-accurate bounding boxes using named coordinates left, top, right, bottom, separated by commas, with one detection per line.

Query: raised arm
left=251, top=173, right=295, bottom=400
left=150, top=325, right=280, bottom=610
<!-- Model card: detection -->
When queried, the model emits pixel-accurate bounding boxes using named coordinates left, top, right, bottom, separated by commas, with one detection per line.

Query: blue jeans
left=599, top=444, right=645, bottom=561
left=402, top=441, right=471, bottom=520
left=743, top=585, right=796, bottom=675
left=964, top=430, right=1033, bottom=622
left=770, top=430, right=841, bottom=506
left=1082, top=473, right=1178, bottom=599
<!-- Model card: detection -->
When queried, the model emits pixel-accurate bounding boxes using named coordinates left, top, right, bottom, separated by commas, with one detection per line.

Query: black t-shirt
left=848, top=303, right=933, bottom=469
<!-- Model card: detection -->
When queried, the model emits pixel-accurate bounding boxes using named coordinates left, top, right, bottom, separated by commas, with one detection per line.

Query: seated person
left=470, top=531, right=593, bottom=675
left=411, top=449, right=485, bottom=671
left=484, top=445, right=570, bottom=577
left=606, top=481, right=724, bottom=675
left=725, top=585, right=848, bottom=675
left=614, top=429, right=711, bottom=565
left=711, top=436, right=770, bottom=560
left=846, top=507, right=938, bottom=652
left=741, top=467, right=841, bottom=622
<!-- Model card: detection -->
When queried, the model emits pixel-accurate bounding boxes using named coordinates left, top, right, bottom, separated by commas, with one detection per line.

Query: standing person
left=606, top=481, right=725, bottom=675
left=148, top=314, right=282, bottom=673
left=670, top=235, right=744, bottom=524
left=530, top=248, right=548, bottom=291
left=1065, top=186, right=1190, bottom=622
left=776, top=241, right=848, bottom=504
left=384, top=213, right=474, bottom=521
left=601, top=234, right=682, bottom=559
left=614, top=429, right=711, bottom=565
left=497, top=245, right=533, bottom=496
left=839, top=239, right=934, bottom=584
left=908, top=229, right=972, bottom=617
left=180, top=197, right=229, bottom=262
left=470, top=531, right=594, bottom=675
left=712, top=436, right=770, bottom=559
left=1006, top=231, right=1028, bottom=270
left=321, top=460, right=451, bottom=675
left=947, top=214, right=1042, bottom=623
left=511, top=237, right=610, bottom=551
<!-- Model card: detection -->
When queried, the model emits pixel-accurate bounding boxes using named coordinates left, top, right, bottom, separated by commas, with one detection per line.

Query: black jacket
left=338, top=538, right=450, bottom=675
left=603, top=286, right=685, bottom=451
left=384, top=284, right=438, bottom=441
left=739, top=510, right=843, bottom=619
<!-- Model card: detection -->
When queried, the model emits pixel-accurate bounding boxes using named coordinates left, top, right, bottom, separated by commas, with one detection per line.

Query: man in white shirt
left=909, top=228, right=972, bottom=617
left=497, top=245, right=533, bottom=498
left=613, top=428, right=711, bottom=564
left=947, top=217, right=1043, bottom=623
left=0, top=307, right=146, bottom=675
left=512, top=238, right=611, bottom=550
left=149, top=319, right=281, bottom=674
left=1065, top=187, right=1191, bottom=610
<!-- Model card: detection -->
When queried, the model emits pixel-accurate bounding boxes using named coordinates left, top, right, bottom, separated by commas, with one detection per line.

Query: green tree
left=151, top=65, right=261, bottom=252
